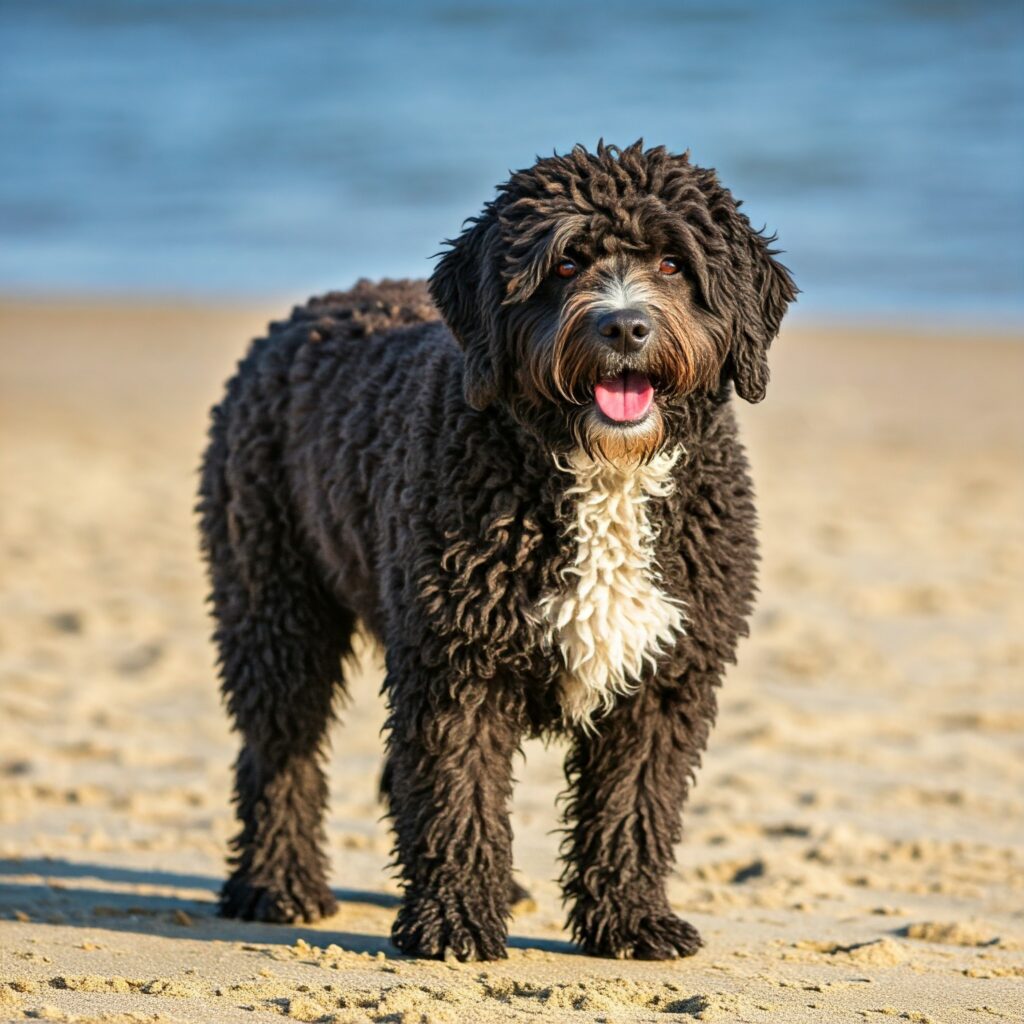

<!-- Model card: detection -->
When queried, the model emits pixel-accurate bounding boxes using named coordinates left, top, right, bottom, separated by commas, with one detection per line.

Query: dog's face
left=430, top=142, right=796, bottom=464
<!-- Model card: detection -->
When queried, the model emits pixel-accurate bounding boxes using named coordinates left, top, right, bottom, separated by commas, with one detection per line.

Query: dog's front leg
left=561, top=676, right=711, bottom=959
left=383, top=669, right=521, bottom=962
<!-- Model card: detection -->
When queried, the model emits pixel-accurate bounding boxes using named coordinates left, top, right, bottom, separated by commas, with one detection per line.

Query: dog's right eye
left=554, top=259, right=578, bottom=279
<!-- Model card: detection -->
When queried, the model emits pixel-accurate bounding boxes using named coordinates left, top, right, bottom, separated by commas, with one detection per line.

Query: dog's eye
left=554, top=259, right=578, bottom=279
left=658, top=257, right=681, bottom=275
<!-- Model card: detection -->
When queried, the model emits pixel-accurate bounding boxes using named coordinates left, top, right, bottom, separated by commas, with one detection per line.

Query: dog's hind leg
left=560, top=675, right=713, bottom=959
left=215, top=594, right=351, bottom=925
left=199, top=356, right=352, bottom=925
left=382, top=651, right=523, bottom=961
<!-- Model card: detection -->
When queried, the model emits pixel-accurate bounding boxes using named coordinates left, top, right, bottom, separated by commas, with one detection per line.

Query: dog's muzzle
left=590, top=308, right=656, bottom=423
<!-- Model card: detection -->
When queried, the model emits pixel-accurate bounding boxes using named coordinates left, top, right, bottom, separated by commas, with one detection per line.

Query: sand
left=1, top=297, right=1022, bottom=1024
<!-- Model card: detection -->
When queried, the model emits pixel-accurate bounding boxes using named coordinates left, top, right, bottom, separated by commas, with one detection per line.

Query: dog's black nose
left=596, top=309, right=652, bottom=352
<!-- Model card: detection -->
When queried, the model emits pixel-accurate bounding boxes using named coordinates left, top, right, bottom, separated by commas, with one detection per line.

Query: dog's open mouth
left=593, top=371, right=654, bottom=423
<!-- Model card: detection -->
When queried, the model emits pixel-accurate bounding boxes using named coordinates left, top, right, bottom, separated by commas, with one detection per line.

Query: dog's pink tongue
left=593, top=372, right=654, bottom=422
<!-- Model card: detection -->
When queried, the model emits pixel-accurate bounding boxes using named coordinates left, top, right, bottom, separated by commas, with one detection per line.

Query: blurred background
left=2, top=5, right=1024, bottom=1022
left=1, top=0, right=1022, bottom=320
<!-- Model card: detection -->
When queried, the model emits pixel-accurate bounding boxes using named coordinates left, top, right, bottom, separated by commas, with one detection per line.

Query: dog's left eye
left=659, top=257, right=681, bottom=275
left=554, top=259, right=578, bottom=279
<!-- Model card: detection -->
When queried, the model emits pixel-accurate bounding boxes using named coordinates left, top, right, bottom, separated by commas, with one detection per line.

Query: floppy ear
left=725, top=225, right=797, bottom=403
left=429, top=217, right=501, bottom=411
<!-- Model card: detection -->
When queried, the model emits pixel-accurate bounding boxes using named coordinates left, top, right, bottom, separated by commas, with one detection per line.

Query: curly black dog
left=198, top=141, right=796, bottom=961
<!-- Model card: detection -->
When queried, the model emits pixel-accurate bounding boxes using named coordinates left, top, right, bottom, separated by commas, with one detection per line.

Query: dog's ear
left=682, top=159, right=797, bottom=403
left=429, top=217, right=501, bottom=411
left=723, top=222, right=797, bottom=403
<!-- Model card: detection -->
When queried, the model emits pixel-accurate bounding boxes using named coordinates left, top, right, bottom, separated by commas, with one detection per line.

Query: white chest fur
left=537, top=447, right=686, bottom=726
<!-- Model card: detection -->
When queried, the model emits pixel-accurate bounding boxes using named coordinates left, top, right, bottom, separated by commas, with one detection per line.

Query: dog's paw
left=580, top=911, right=703, bottom=960
left=220, top=872, right=338, bottom=925
left=391, top=895, right=507, bottom=962
left=627, top=913, right=703, bottom=960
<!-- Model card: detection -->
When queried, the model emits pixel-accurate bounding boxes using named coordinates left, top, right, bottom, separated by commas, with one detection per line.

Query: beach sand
left=1, top=298, right=1022, bottom=1023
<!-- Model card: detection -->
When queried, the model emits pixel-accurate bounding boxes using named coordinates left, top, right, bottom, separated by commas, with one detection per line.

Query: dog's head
left=430, top=142, right=796, bottom=464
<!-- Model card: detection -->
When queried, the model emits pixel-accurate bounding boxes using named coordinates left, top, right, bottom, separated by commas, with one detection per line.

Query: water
left=1, top=0, right=1022, bottom=321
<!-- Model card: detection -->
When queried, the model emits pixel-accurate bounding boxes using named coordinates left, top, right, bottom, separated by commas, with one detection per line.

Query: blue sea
left=1, top=1, right=1022, bottom=321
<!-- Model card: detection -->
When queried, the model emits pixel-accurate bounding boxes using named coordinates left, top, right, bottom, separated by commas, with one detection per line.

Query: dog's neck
left=537, top=446, right=686, bottom=727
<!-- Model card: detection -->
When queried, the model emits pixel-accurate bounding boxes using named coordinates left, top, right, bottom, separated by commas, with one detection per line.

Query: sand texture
left=1, top=299, right=1022, bottom=1023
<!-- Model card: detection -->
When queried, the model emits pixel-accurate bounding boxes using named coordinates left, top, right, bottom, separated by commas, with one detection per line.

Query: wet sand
left=1, top=298, right=1022, bottom=1023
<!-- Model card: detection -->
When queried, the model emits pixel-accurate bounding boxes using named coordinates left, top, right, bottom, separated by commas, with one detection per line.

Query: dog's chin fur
left=574, top=404, right=667, bottom=467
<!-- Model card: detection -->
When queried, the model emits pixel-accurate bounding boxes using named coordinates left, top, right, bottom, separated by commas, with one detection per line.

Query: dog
left=198, top=141, right=796, bottom=961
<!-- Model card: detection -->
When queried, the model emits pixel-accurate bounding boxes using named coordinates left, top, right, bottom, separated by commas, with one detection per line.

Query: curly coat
left=198, top=142, right=796, bottom=961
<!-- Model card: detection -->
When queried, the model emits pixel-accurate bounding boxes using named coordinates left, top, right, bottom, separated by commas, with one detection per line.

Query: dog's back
left=199, top=277, right=467, bottom=632
left=200, top=275, right=557, bottom=655
left=270, top=278, right=439, bottom=344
